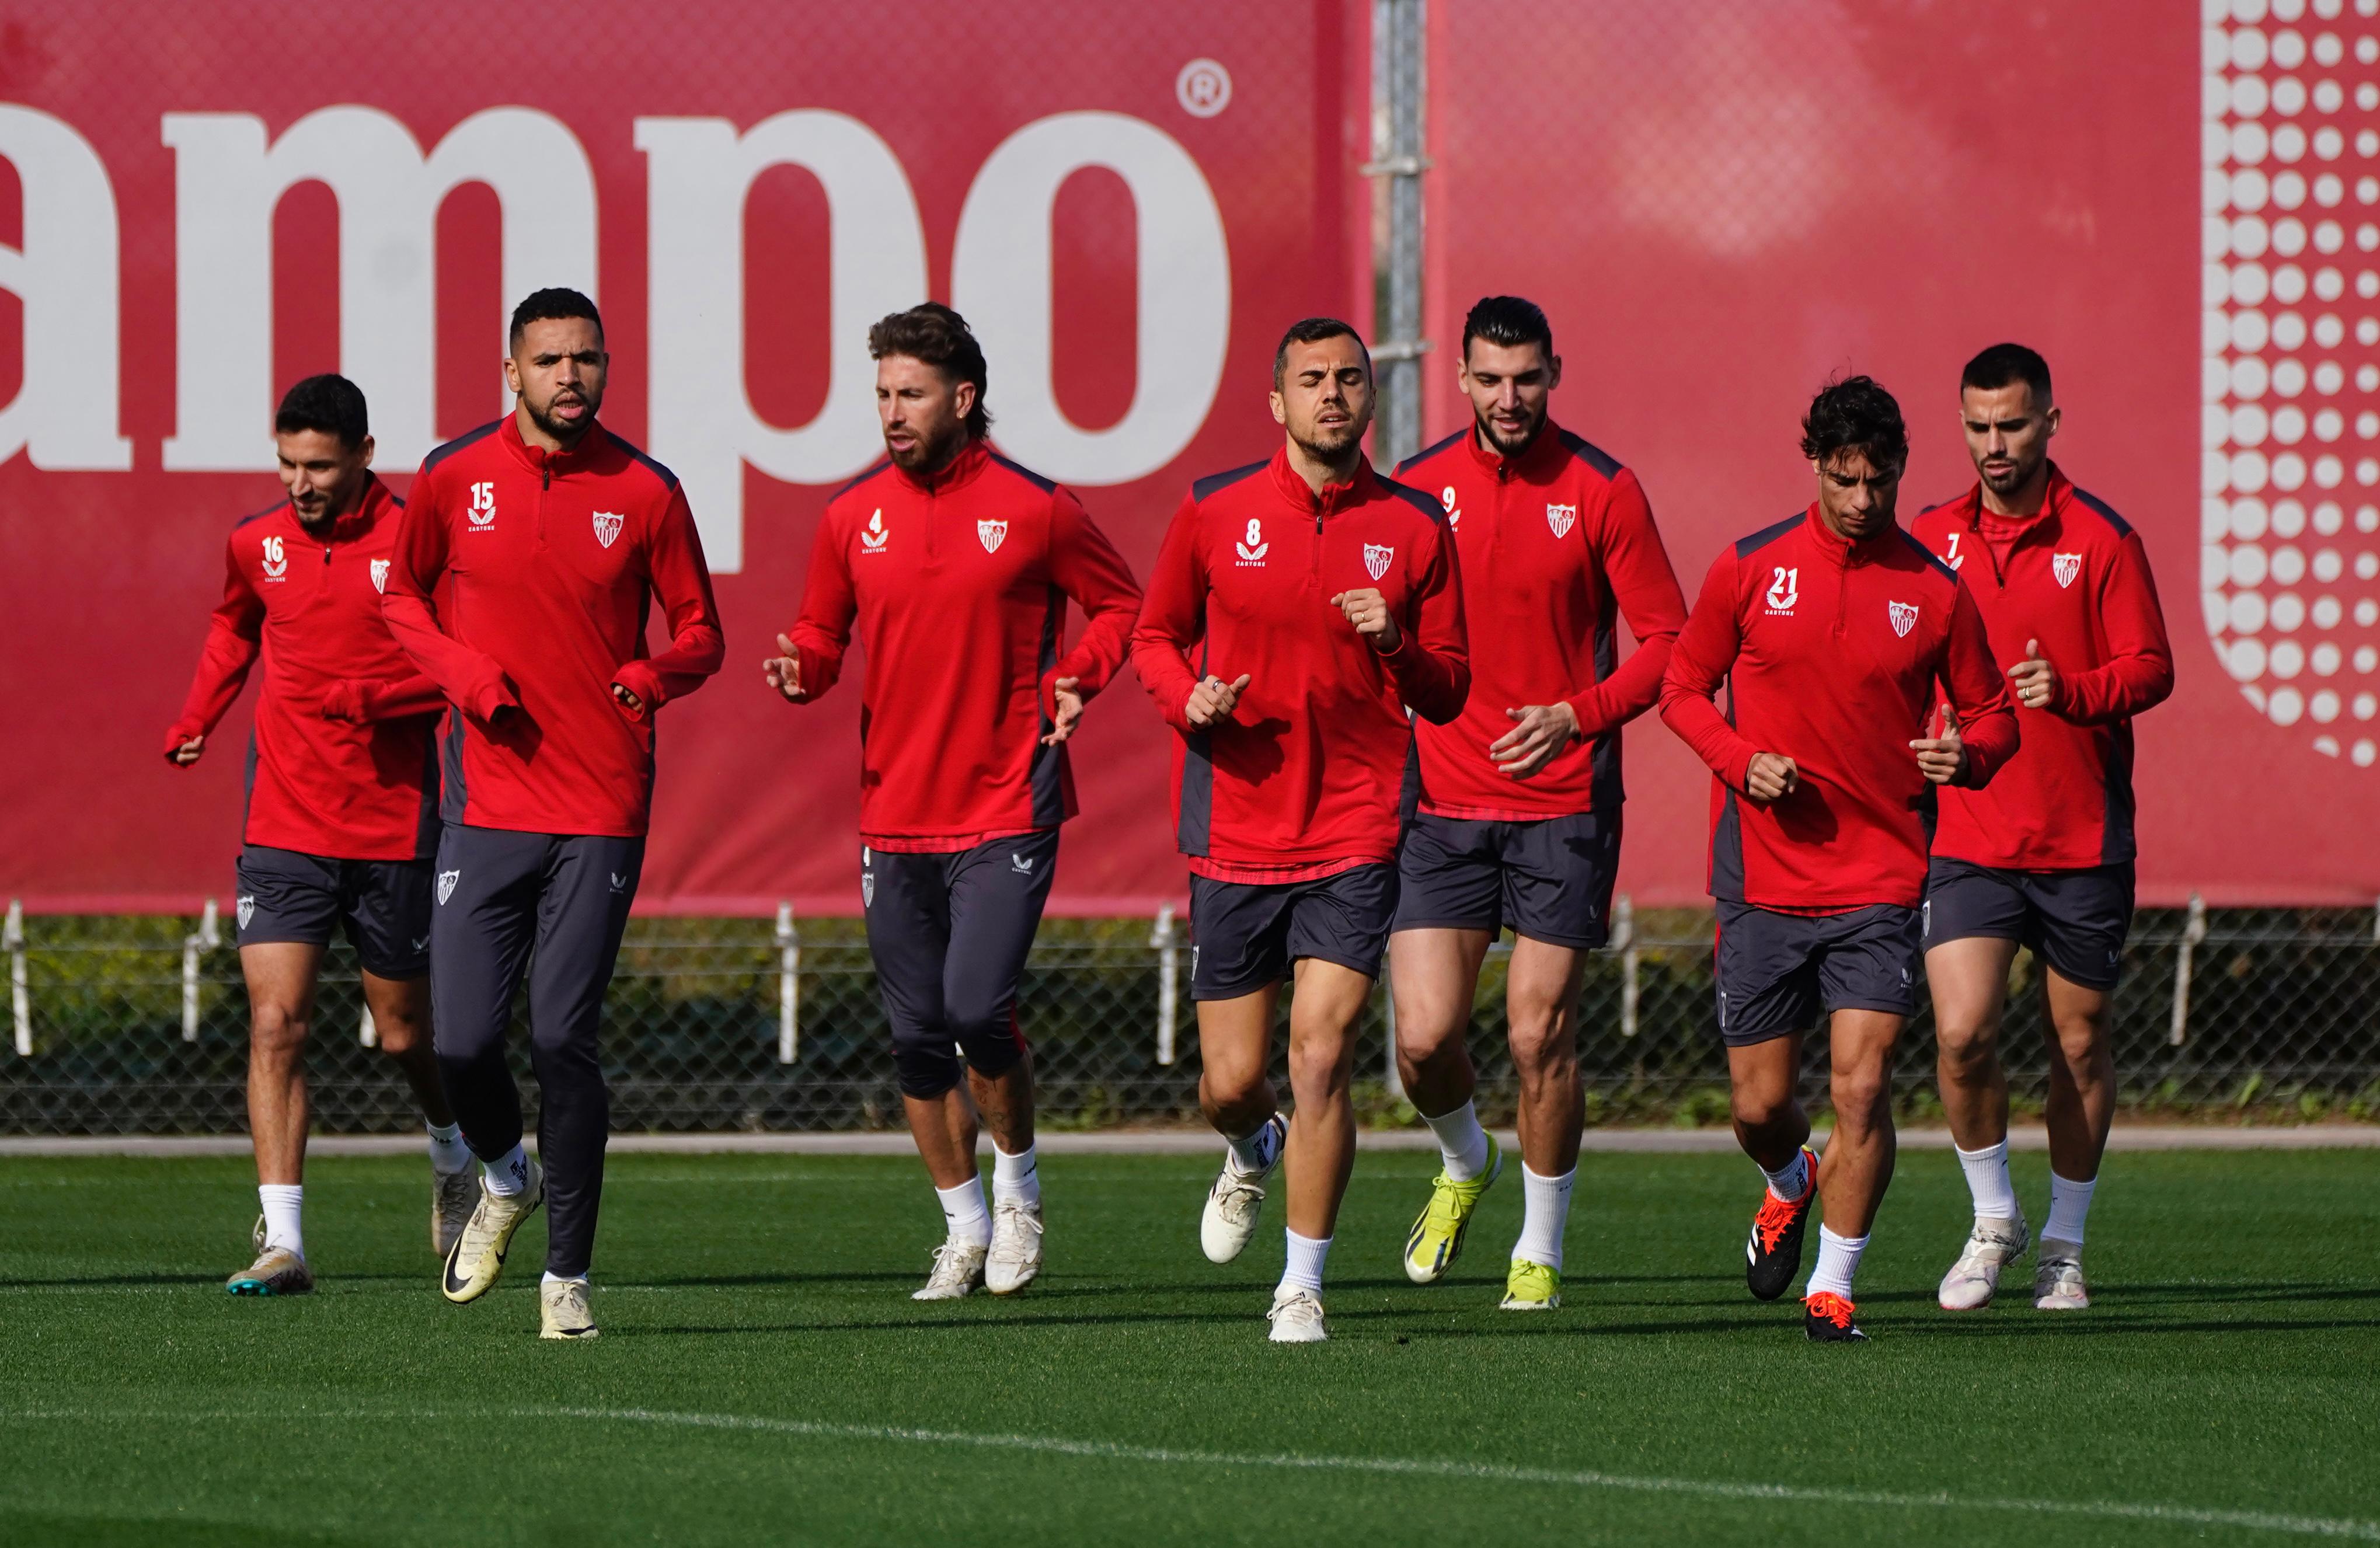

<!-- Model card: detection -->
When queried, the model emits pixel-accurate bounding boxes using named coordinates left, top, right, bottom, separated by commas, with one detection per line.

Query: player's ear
left=953, top=379, right=977, bottom=423
left=2044, top=403, right=2061, bottom=439
left=503, top=355, right=523, bottom=395
left=1545, top=354, right=1562, bottom=391
left=356, top=434, right=375, bottom=470
left=1269, top=390, right=1288, bottom=427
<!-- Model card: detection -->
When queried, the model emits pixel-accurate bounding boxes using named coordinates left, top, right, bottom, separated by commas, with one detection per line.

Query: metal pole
left=6, top=899, right=28, bottom=1057
left=1152, top=904, right=1179, bottom=1066
left=2168, top=892, right=2208, bottom=1047
left=1366, top=0, right=1430, bottom=469
left=1612, top=894, right=1639, bottom=1040
left=776, top=901, right=800, bottom=1065
left=183, top=898, right=219, bottom=1043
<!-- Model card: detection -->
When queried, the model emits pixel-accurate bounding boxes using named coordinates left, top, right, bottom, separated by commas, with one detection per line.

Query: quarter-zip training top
left=783, top=437, right=1143, bottom=852
left=1660, top=506, right=2019, bottom=912
left=382, top=414, right=724, bottom=838
left=1132, top=448, right=1469, bottom=880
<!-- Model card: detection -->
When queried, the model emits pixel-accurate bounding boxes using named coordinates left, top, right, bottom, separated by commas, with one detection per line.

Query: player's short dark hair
left=1800, top=375, right=1908, bottom=471
left=869, top=302, right=991, bottom=438
left=1273, top=317, right=1370, bottom=391
left=508, top=287, right=604, bottom=351
left=1461, top=295, right=1553, bottom=362
left=1960, top=341, right=2053, bottom=404
left=274, top=374, right=369, bottom=449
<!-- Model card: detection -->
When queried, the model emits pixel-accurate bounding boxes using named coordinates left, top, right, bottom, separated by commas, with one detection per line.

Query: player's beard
left=1476, top=402, right=1546, bottom=458
left=888, top=418, right=967, bottom=474
left=1292, top=417, right=1366, bottom=468
left=525, top=386, right=600, bottom=448
left=1980, top=451, right=2038, bottom=498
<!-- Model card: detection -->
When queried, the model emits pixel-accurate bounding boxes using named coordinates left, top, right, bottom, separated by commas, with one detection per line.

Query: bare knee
left=249, top=1002, right=308, bottom=1061
left=1287, top=1028, right=1354, bottom=1102
left=1830, top=1061, right=1893, bottom=1131
left=1507, top=1010, right=1576, bottom=1091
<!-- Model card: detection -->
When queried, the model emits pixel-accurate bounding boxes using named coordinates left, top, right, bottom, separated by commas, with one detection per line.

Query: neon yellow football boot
left=1500, top=1257, right=1562, bottom=1311
left=1402, top=1135, right=1503, bottom=1284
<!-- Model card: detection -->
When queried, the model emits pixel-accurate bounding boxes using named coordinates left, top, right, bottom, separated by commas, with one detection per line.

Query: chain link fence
left=3, top=904, right=2375, bottom=1136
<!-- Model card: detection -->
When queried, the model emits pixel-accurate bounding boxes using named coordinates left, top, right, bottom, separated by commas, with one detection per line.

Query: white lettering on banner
left=952, top=112, right=1229, bottom=490
left=0, top=106, right=131, bottom=471
left=159, top=106, right=598, bottom=471
left=637, top=111, right=929, bottom=574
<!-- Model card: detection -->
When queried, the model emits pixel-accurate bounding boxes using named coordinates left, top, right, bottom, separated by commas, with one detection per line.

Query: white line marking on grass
left=5, top=1404, right=2374, bottom=1540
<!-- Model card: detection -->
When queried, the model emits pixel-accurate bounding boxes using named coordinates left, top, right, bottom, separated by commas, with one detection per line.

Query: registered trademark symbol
left=1176, top=58, right=1232, bottom=118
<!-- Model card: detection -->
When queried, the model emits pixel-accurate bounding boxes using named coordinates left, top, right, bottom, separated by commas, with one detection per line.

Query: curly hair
left=1800, top=375, right=1907, bottom=470
left=868, top=303, right=991, bottom=438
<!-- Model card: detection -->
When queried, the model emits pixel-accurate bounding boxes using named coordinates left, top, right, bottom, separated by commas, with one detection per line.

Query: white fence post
left=776, top=901, right=800, bottom=1065
left=1151, top=904, right=1179, bottom=1066
left=1382, top=969, right=1404, bottom=1101
left=360, top=1002, right=377, bottom=1048
left=6, top=899, right=28, bottom=1057
left=1612, top=893, right=1639, bottom=1040
left=2168, top=892, right=2208, bottom=1048
left=182, top=898, right=219, bottom=1042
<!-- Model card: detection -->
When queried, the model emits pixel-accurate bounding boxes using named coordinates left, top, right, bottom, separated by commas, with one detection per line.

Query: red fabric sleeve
left=1942, top=583, right=2020, bottom=787
left=321, top=674, right=447, bottom=724
left=2053, top=531, right=2176, bottom=726
left=379, top=468, right=518, bottom=723
left=1564, top=469, right=1688, bottom=736
left=1128, top=494, right=1210, bottom=735
left=164, top=537, right=265, bottom=758
left=1378, top=514, right=1469, bottom=724
left=783, top=507, right=856, bottom=704
left=1039, top=487, right=1144, bottom=716
left=1658, top=548, right=1759, bottom=791
left=610, top=485, right=726, bottom=721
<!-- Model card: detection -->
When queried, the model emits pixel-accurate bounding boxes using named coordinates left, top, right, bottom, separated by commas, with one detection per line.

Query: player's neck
left=1285, top=438, right=1361, bottom=497
left=1977, top=462, right=2050, bottom=519
left=514, top=401, right=594, bottom=457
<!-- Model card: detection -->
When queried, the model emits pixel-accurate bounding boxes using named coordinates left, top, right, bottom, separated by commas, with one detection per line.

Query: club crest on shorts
left=861, top=871, right=875, bottom=908
left=978, top=518, right=1008, bottom=554
left=1888, top=600, right=1919, bottom=638
left=370, top=558, right=390, bottom=593
left=1363, top=543, right=1393, bottom=580
left=1545, top=503, right=1577, bottom=539
left=592, top=511, right=624, bottom=549
left=236, top=894, right=256, bottom=930
left=2053, top=551, right=2082, bottom=588
left=435, top=870, right=459, bottom=906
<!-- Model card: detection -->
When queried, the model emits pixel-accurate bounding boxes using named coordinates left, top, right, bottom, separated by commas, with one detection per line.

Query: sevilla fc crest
left=1888, top=601, right=1918, bottom=638
left=2053, top=552, right=2082, bottom=588
left=592, top=511, right=624, bottom=549
left=978, top=518, right=1008, bottom=554
left=1363, top=543, right=1393, bottom=581
left=861, top=871, right=875, bottom=908
left=236, top=895, right=256, bottom=930
left=435, top=870, right=460, bottom=905
left=370, top=559, right=391, bottom=593
left=1545, top=503, right=1577, bottom=539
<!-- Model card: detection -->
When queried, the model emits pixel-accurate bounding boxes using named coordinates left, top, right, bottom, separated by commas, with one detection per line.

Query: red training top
left=1660, top=507, right=2020, bottom=912
left=1396, top=420, right=1686, bottom=820
left=1911, top=465, right=2173, bottom=870
left=783, top=438, right=1142, bottom=852
left=165, top=474, right=441, bottom=862
left=382, top=414, right=724, bottom=838
left=1132, top=448, right=1469, bottom=880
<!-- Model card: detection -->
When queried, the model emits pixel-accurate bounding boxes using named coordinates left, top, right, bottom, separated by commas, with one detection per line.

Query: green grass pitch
left=2, top=1148, right=2376, bottom=1546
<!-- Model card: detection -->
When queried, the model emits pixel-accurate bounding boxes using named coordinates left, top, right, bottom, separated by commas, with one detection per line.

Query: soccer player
left=764, top=304, right=1141, bottom=1300
left=1132, top=318, right=1469, bottom=1343
left=1913, top=344, right=2173, bottom=1312
left=165, top=374, right=474, bottom=1296
left=1660, top=376, right=2017, bottom=1341
left=1388, top=296, right=1687, bottom=1311
left=381, top=288, right=724, bottom=1340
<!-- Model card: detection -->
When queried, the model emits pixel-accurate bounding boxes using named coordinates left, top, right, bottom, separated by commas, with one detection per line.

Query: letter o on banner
left=952, top=111, right=1230, bottom=486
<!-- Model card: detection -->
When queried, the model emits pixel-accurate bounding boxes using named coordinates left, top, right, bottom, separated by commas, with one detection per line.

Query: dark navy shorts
left=863, top=831, right=1059, bottom=1096
left=234, top=845, right=432, bottom=978
left=1392, top=809, right=1619, bottom=949
left=1923, top=857, right=2134, bottom=992
left=1714, top=900, right=1922, bottom=1048
left=1190, top=863, right=1397, bottom=1000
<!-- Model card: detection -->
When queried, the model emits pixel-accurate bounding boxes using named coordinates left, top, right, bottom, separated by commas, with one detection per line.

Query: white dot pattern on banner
left=2206, top=6, right=2380, bottom=761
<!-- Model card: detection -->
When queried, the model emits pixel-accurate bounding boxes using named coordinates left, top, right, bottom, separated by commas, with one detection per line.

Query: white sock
left=1280, top=1229, right=1332, bottom=1295
left=1956, top=1139, right=2020, bottom=1221
left=1421, top=1099, right=1492, bottom=1183
left=936, top=1176, right=992, bottom=1247
left=257, top=1184, right=304, bottom=1259
left=539, top=1270, right=588, bottom=1288
left=427, top=1121, right=472, bottom=1175
left=1804, top=1224, right=1869, bottom=1301
left=991, top=1142, right=1041, bottom=1209
left=1224, top=1117, right=1282, bottom=1176
left=482, top=1143, right=531, bottom=1197
left=1514, top=1165, right=1574, bottom=1270
left=1760, top=1146, right=1811, bottom=1202
left=2043, top=1171, right=2096, bottom=1246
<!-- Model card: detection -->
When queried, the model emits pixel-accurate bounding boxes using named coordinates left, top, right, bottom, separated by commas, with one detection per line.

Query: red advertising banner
left=1425, top=0, right=2380, bottom=905
left=0, top=1, right=1365, bottom=913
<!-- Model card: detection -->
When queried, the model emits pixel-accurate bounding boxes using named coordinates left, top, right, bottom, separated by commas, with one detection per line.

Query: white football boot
left=1201, top=1112, right=1288, bottom=1264
left=985, top=1201, right=1044, bottom=1295
left=912, top=1239, right=989, bottom=1301
left=2033, top=1239, right=2090, bottom=1310
left=1265, top=1284, right=1329, bottom=1343
left=1938, top=1215, right=2031, bottom=1310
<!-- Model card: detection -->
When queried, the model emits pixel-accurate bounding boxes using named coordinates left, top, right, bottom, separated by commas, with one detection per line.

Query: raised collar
left=1954, top=461, right=2071, bottom=535
left=290, top=472, right=392, bottom=544
left=1461, top=417, right=1566, bottom=481
left=1800, top=501, right=1901, bottom=565
left=893, top=435, right=993, bottom=497
left=500, top=409, right=609, bottom=477
left=1268, top=445, right=1374, bottom=517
